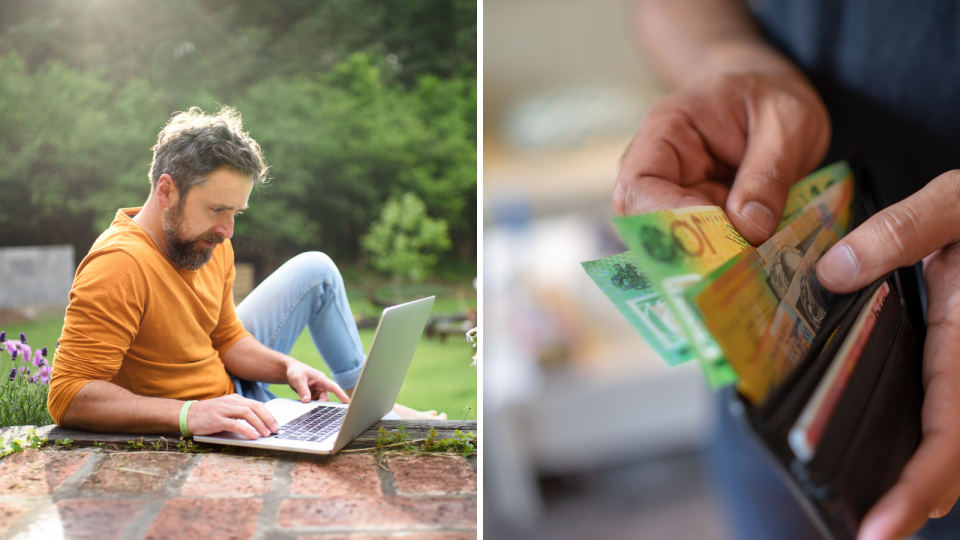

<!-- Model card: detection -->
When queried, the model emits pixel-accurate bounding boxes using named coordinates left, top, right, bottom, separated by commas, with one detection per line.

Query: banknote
left=581, top=252, right=696, bottom=366
left=733, top=226, right=839, bottom=403
left=583, top=161, right=853, bottom=390
left=690, top=178, right=853, bottom=399
left=778, top=161, right=853, bottom=230
left=612, top=206, right=751, bottom=386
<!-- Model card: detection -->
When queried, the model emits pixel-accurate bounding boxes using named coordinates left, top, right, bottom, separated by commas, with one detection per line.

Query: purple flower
left=21, top=345, right=31, bottom=362
left=19, top=332, right=26, bottom=344
left=33, top=350, right=42, bottom=367
left=0, top=331, right=5, bottom=343
left=39, top=366, right=50, bottom=384
left=11, top=350, right=17, bottom=361
left=41, top=347, right=48, bottom=357
left=7, top=368, right=14, bottom=381
left=28, top=376, right=34, bottom=383
left=37, top=358, right=45, bottom=368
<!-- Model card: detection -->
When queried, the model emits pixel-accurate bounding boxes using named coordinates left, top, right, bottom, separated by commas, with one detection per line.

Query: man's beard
left=162, top=201, right=225, bottom=271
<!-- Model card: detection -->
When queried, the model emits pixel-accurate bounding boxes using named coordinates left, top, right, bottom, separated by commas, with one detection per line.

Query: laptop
left=194, top=296, right=435, bottom=455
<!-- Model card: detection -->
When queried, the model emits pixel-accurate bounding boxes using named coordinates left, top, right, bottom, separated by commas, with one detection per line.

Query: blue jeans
left=229, top=252, right=366, bottom=402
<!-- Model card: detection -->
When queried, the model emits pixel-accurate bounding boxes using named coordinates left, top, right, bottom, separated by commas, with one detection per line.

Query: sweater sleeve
left=48, top=250, right=147, bottom=425
left=210, top=240, right=252, bottom=358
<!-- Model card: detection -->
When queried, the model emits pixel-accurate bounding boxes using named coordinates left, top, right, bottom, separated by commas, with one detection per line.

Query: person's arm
left=219, top=335, right=351, bottom=404
left=60, top=379, right=278, bottom=439
left=616, top=0, right=830, bottom=245
left=50, top=250, right=278, bottom=440
left=635, top=0, right=795, bottom=87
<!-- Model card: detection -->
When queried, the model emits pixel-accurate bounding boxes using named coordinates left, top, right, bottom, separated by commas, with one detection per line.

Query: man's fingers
left=817, top=172, right=960, bottom=293
left=613, top=174, right=728, bottom=216
left=725, top=94, right=828, bottom=245
left=858, top=291, right=960, bottom=539
left=858, top=422, right=960, bottom=539
left=613, top=86, right=747, bottom=216
left=328, top=382, right=350, bottom=404
left=228, top=405, right=272, bottom=438
left=289, top=373, right=311, bottom=403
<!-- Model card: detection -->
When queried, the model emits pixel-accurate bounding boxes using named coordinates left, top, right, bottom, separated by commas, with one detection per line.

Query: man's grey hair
left=148, top=106, right=268, bottom=198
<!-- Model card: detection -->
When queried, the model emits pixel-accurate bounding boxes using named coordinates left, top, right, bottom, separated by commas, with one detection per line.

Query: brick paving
left=0, top=422, right=477, bottom=540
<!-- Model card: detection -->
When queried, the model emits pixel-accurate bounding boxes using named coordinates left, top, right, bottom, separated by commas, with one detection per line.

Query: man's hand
left=285, top=361, right=351, bottom=404
left=613, top=71, right=830, bottom=245
left=815, top=172, right=960, bottom=540
left=187, top=394, right=280, bottom=440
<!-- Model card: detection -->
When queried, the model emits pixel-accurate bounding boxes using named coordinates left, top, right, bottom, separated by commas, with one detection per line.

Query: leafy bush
left=362, top=192, right=451, bottom=300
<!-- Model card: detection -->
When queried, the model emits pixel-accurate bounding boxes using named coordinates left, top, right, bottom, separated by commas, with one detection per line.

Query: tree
left=362, top=192, right=451, bottom=301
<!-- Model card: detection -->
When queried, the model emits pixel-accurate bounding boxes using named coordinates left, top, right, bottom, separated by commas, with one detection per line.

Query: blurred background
left=0, top=0, right=476, bottom=419
left=484, top=1, right=731, bottom=538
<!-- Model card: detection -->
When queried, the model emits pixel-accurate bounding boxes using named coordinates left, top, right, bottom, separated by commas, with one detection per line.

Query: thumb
left=817, top=172, right=960, bottom=293
left=725, top=99, right=829, bottom=245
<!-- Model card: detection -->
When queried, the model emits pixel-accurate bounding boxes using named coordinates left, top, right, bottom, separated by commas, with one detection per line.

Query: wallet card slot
left=754, top=276, right=891, bottom=442
left=828, top=305, right=921, bottom=530
left=804, top=285, right=906, bottom=485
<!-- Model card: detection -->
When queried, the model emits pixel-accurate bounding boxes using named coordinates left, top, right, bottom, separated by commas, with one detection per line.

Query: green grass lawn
left=4, top=283, right=477, bottom=421
left=268, top=327, right=477, bottom=419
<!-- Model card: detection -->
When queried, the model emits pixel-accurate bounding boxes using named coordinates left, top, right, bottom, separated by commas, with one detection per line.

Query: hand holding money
left=612, top=72, right=831, bottom=246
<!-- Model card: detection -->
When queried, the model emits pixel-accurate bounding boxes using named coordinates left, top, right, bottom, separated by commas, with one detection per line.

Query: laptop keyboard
left=274, top=404, right=346, bottom=442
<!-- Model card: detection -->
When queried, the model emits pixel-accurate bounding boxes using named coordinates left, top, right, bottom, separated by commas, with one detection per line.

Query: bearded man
left=48, top=107, right=444, bottom=440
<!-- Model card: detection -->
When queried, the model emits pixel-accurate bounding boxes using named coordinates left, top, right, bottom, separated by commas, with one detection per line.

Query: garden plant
left=0, top=331, right=56, bottom=428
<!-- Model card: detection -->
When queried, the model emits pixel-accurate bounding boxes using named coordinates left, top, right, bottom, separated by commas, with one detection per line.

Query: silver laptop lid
left=332, top=296, right=435, bottom=452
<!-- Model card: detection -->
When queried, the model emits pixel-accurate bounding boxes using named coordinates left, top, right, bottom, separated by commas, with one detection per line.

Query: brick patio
left=0, top=421, right=477, bottom=539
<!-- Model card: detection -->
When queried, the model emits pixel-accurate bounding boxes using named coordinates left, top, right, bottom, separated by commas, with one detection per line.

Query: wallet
left=728, top=165, right=927, bottom=540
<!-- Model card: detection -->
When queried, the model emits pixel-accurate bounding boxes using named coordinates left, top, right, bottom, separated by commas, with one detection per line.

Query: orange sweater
left=48, top=208, right=250, bottom=425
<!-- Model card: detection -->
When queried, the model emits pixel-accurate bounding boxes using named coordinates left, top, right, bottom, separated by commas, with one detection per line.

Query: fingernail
left=739, top=202, right=775, bottom=236
left=819, top=243, right=859, bottom=285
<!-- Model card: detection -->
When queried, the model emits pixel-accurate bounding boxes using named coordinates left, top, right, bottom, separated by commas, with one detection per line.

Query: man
left=49, top=106, right=443, bottom=442
left=618, top=1, right=960, bottom=539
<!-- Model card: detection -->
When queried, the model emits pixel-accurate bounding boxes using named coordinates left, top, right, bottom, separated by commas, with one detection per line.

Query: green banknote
left=582, top=252, right=697, bottom=366
left=582, top=161, right=854, bottom=390
left=778, top=161, right=853, bottom=230
left=691, top=177, right=854, bottom=402
left=612, top=206, right=751, bottom=387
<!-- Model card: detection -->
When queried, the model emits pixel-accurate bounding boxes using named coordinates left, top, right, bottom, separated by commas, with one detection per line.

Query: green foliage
left=375, top=425, right=415, bottom=451
left=177, top=436, right=207, bottom=454
left=93, top=441, right=106, bottom=449
left=423, top=427, right=476, bottom=458
left=56, top=438, right=73, bottom=450
left=362, top=192, right=451, bottom=299
left=126, top=437, right=145, bottom=451
left=0, top=428, right=48, bottom=457
left=0, top=1, right=477, bottom=265
left=374, top=425, right=477, bottom=457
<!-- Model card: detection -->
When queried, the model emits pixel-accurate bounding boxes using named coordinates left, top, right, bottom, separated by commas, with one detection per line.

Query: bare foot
left=392, top=403, right=448, bottom=420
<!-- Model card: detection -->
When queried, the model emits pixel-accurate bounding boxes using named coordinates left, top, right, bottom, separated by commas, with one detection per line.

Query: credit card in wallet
left=788, top=282, right=891, bottom=463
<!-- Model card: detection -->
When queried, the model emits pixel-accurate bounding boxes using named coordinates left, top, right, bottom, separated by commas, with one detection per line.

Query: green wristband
left=180, top=400, right=197, bottom=437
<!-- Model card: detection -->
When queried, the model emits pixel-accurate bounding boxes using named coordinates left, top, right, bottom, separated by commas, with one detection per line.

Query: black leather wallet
left=728, top=169, right=927, bottom=540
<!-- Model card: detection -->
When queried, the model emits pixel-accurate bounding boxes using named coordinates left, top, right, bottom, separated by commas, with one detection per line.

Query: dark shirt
left=751, top=0, right=960, bottom=209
